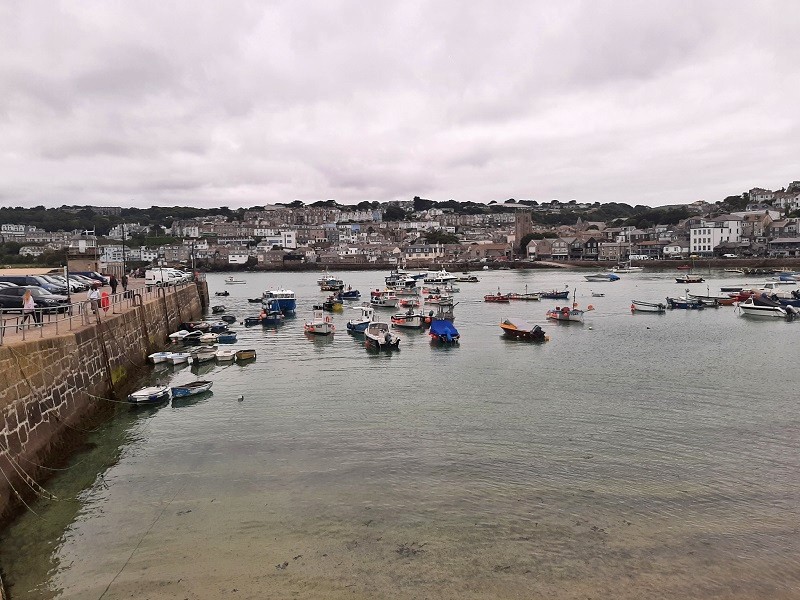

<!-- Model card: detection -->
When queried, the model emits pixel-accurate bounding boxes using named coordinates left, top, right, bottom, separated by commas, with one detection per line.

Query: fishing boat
left=675, top=274, right=705, bottom=284
left=248, top=297, right=262, bottom=303
left=364, top=321, right=401, bottom=349
left=391, top=309, right=425, bottom=329
left=322, top=294, right=344, bottom=312
left=171, top=380, right=213, bottom=398
left=235, top=349, right=257, bottom=361
left=347, top=305, right=374, bottom=333
left=319, top=276, right=345, bottom=291
left=215, top=348, right=237, bottom=361
left=546, top=306, right=585, bottom=323
left=484, top=292, right=511, bottom=303
left=631, top=300, right=667, bottom=313
left=456, top=274, right=479, bottom=283
left=398, top=297, right=420, bottom=308
left=370, top=289, right=399, bottom=309
left=424, top=294, right=454, bottom=305
left=262, top=288, right=297, bottom=314
left=428, top=319, right=460, bottom=343
left=427, top=301, right=456, bottom=323
left=499, top=319, right=549, bottom=341
left=304, top=308, right=335, bottom=335
left=211, top=305, right=226, bottom=314
left=218, top=331, right=238, bottom=344
left=339, top=288, right=361, bottom=300
left=384, top=269, right=417, bottom=290
left=686, top=292, right=736, bottom=306
left=225, top=276, right=246, bottom=285
left=220, top=315, right=237, bottom=324
left=215, top=290, right=230, bottom=296
left=539, top=289, right=570, bottom=300
left=128, top=385, right=171, bottom=405
left=611, top=262, right=644, bottom=273
left=260, top=299, right=285, bottom=325
left=665, top=297, right=705, bottom=309
left=167, top=352, right=193, bottom=365
left=244, top=316, right=262, bottom=326
left=738, top=296, right=790, bottom=318
left=507, top=285, right=540, bottom=301
left=148, top=351, right=172, bottom=364
left=584, top=273, right=620, bottom=282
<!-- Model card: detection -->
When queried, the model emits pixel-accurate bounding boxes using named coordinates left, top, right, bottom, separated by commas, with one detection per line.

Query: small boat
left=364, top=321, right=401, bottom=349
left=339, top=288, right=361, bottom=300
left=304, top=308, right=335, bottom=335
left=676, top=265, right=692, bottom=271
left=610, top=263, right=644, bottom=273
left=235, top=349, right=257, bottom=361
left=261, top=288, right=297, bottom=314
left=168, top=329, right=192, bottom=341
left=218, top=331, right=238, bottom=344
left=675, top=275, right=705, bottom=284
left=428, top=319, right=460, bottom=343
left=507, top=285, right=540, bottom=301
left=391, top=310, right=425, bottom=329
left=347, top=305, right=374, bottom=333
left=199, top=332, right=219, bottom=344
left=225, top=276, right=246, bottom=284
left=665, top=297, right=705, bottom=309
left=546, top=305, right=585, bottom=323
left=128, top=385, right=171, bottom=404
left=214, top=290, right=230, bottom=296
left=738, top=296, right=790, bottom=318
left=215, top=348, right=237, bottom=361
left=167, top=352, right=193, bottom=365
left=584, top=273, right=620, bottom=282
left=220, top=315, right=237, bottom=324
left=211, top=305, right=226, bottom=314
left=631, top=300, right=667, bottom=313
left=591, top=292, right=605, bottom=298
left=323, top=295, right=344, bottom=312
left=148, top=352, right=172, bottom=364
left=248, top=297, right=262, bottom=303
left=499, top=319, right=548, bottom=341
left=398, top=297, right=420, bottom=308
left=456, top=274, right=479, bottom=283
left=260, top=307, right=285, bottom=326
left=180, top=330, right=203, bottom=344
left=484, top=292, right=511, bottom=303
left=191, top=347, right=217, bottom=364
left=171, top=380, right=213, bottom=398
left=425, top=294, right=455, bottom=305
left=687, top=293, right=736, bottom=306
left=370, top=289, right=399, bottom=309
left=319, top=277, right=345, bottom=291
left=180, top=321, right=211, bottom=332
left=208, top=322, right=229, bottom=333
left=423, top=269, right=457, bottom=284
left=539, top=289, right=570, bottom=300
left=244, top=316, right=262, bottom=326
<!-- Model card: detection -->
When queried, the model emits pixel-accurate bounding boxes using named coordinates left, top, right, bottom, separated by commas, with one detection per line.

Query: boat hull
left=128, top=386, right=171, bottom=404
left=171, top=381, right=213, bottom=398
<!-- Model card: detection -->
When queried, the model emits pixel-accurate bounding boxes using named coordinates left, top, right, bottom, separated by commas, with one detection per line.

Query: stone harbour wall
left=0, top=283, right=205, bottom=525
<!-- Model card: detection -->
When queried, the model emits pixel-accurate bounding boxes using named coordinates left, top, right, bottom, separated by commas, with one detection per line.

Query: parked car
left=70, top=271, right=107, bottom=285
left=0, top=275, right=68, bottom=295
left=0, top=281, right=18, bottom=289
left=0, top=286, right=71, bottom=313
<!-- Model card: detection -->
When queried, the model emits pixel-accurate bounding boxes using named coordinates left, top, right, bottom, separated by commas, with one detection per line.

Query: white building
left=1, top=224, right=26, bottom=237
left=253, top=229, right=297, bottom=249
left=689, top=216, right=742, bottom=256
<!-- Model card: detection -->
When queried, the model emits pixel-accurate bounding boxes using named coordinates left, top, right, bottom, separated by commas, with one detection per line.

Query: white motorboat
left=631, top=300, right=667, bottom=313
left=199, top=332, right=219, bottom=344
left=584, top=273, right=620, bottom=282
left=347, top=305, right=374, bottom=333
left=128, top=385, right=171, bottom=404
left=364, top=322, right=401, bottom=349
left=225, top=276, right=246, bottom=284
left=369, top=289, right=399, bottom=308
left=191, top=346, right=217, bottom=364
left=738, top=297, right=789, bottom=318
left=423, top=269, right=457, bottom=284
left=304, top=308, right=335, bottom=335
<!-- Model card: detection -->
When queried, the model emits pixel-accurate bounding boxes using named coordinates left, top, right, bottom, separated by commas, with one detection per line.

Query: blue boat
left=339, top=289, right=361, bottom=300
left=218, top=331, right=238, bottom=343
left=208, top=322, right=229, bottom=333
left=262, top=288, right=296, bottom=315
left=347, top=305, right=374, bottom=333
left=666, top=297, right=705, bottom=309
left=429, top=319, right=460, bottom=343
left=171, top=380, right=213, bottom=398
left=261, top=300, right=285, bottom=325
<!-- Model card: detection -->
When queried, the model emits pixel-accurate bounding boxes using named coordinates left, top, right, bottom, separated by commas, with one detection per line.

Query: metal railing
left=0, top=280, right=196, bottom=346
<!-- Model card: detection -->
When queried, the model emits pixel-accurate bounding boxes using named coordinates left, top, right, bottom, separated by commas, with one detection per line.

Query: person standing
left=121, top=274, right=128, bottom=292
left=88, top=282, right=101, bottom=315
left=22, top=289, right=41, bottom=327
left=109, top=274, right=118, bottom=295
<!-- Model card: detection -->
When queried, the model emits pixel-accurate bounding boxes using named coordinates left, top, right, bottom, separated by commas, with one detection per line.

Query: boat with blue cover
left=218, top=331, right=237, bottom=343
left=171, top=380, right=213, bottom=398
left=428, top=319, right=460, bottom=343
left=584, top=273, right=620, bottom=282
left=347, top=305, right=374, bottom=333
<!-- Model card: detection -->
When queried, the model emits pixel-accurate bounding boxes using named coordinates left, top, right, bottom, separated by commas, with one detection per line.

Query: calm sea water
left=2, top=269, right=799, bottom=599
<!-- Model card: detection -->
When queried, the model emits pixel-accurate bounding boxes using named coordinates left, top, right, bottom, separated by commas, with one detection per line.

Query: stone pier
left=0, top=282, right=205, bottom=525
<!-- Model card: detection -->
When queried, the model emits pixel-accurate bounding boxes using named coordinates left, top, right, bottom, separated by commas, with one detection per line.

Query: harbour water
left=1, top=269, right=798, bottom=599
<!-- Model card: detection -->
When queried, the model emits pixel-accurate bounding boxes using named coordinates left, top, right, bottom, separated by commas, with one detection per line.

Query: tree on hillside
left=383, top=205, right=406, bottom=221
left=423, top=229, right=459, bottom=244
left=413, top=196, right=436, bottom=211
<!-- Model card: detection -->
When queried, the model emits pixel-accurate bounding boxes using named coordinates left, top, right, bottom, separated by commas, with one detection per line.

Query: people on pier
left=109, top=275, right=118, bottom=295
left=121, top=274, right=129, bottom=292
left=88, top=282, right=101, bottom=314
left=22, top=289, right=41, bottom=327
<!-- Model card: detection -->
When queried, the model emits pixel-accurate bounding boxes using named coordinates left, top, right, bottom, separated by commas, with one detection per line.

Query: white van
left=145, top=268, right=183, bottom=287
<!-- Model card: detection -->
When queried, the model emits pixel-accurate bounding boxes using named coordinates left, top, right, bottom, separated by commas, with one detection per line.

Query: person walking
left=121, top=274, right=128, bottom=292
left=87, top=282, right=101, bottom=316
left=22, top=289, right=41, bottom=327
left=109, top=274, right=118, bottom=295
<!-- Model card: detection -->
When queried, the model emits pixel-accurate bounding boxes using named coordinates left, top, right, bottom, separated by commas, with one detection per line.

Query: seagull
left=237, top=395, right=244, bottom=402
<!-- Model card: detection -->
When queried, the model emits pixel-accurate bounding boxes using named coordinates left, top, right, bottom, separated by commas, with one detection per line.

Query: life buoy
left=101, top=291, right=110, bottom=313
left=325, top=316, right=332, bottom=323
left=630, top=303, right=635, bottom=312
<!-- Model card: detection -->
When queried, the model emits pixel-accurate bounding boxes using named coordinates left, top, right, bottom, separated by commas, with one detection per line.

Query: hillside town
left=1, top=182, right=799, bottom=274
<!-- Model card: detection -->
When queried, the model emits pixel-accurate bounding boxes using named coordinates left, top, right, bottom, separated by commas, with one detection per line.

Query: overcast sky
left=1, top=1, right=798, bottom=209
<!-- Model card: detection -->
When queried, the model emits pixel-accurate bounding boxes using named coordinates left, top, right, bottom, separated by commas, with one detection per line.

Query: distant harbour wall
left=0, top=282, right=205, bottom=527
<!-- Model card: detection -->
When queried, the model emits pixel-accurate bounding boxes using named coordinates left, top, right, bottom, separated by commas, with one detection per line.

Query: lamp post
left=122, top=222, right=127, bottom=277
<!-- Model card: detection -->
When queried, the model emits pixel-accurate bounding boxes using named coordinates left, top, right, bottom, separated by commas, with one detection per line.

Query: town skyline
left=2, top=2, right=799, bottom=209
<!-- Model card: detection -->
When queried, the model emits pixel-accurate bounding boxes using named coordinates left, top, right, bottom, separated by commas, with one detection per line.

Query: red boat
left=484, top=293, right=511, bottom=303
left=676, top=265, right=692, bottom=270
